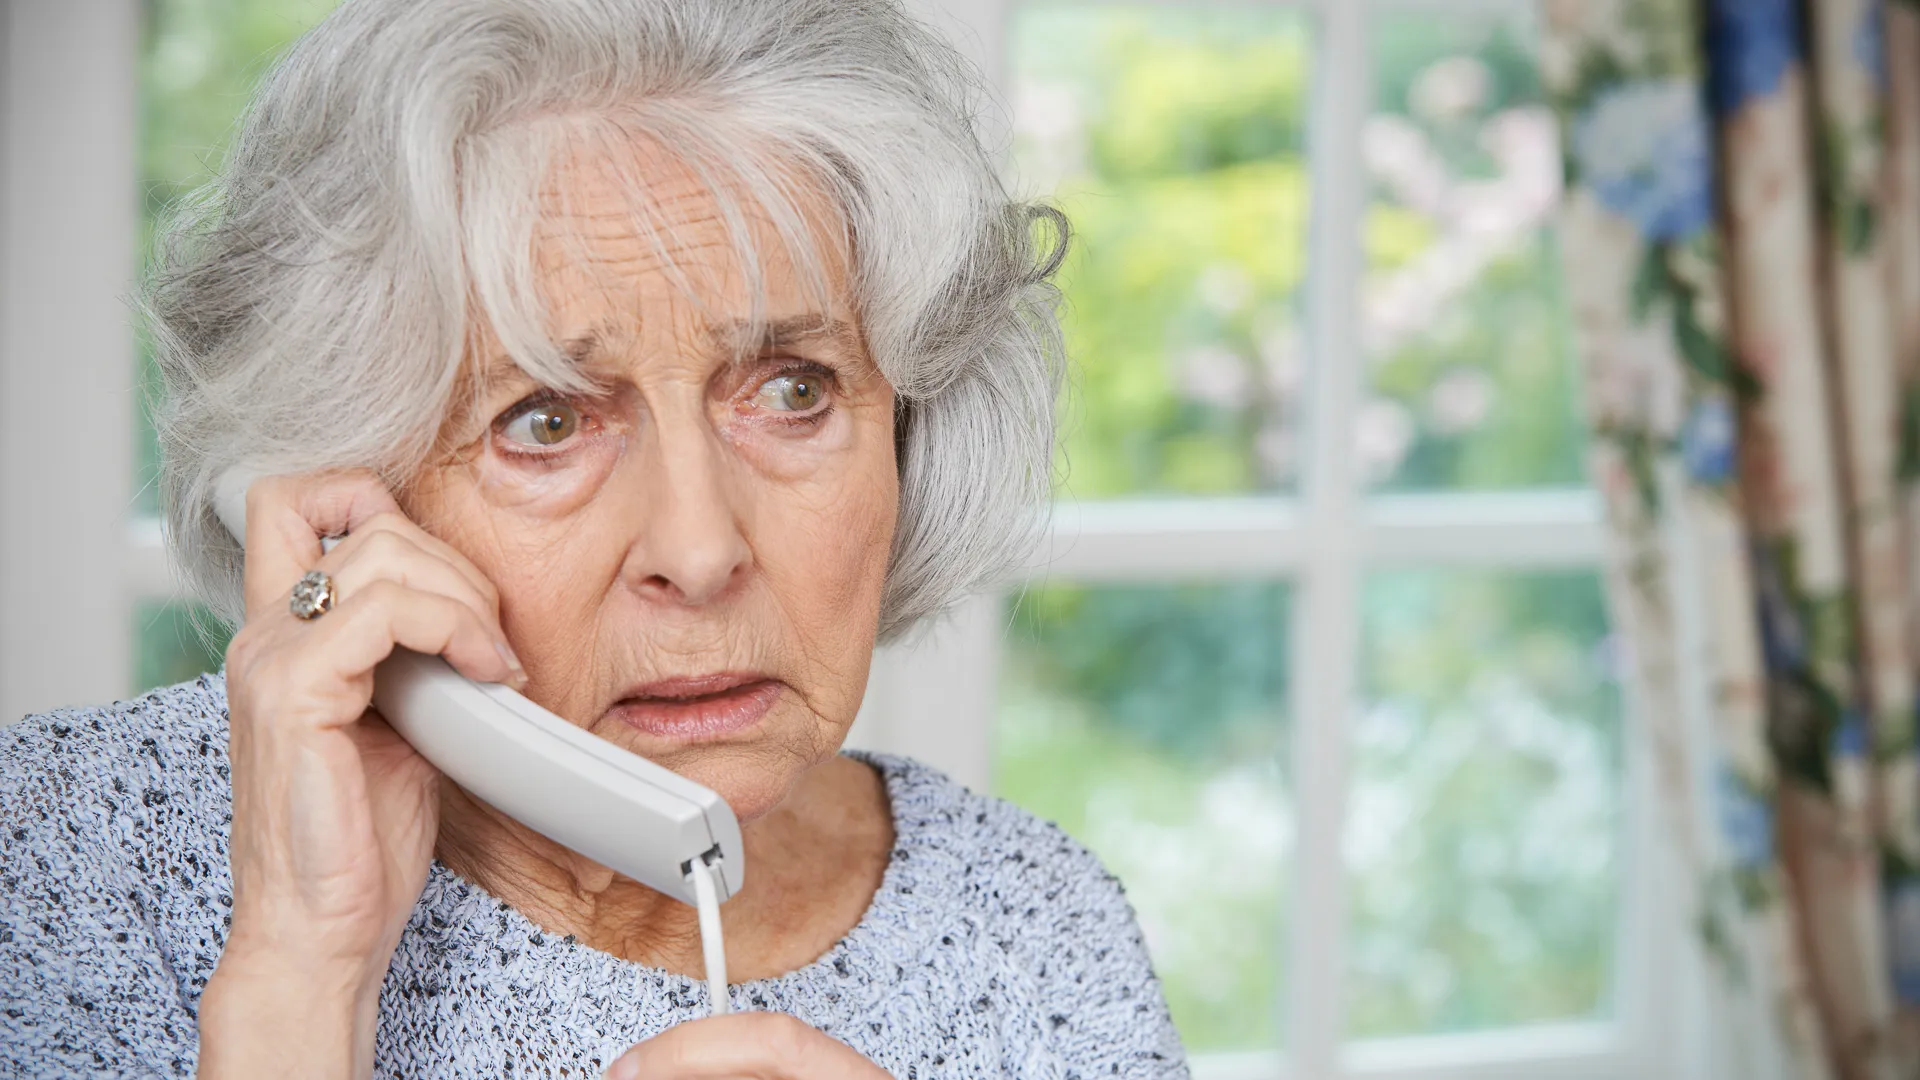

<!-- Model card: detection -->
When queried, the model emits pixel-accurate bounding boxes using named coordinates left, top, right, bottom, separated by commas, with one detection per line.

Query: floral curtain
left=1543, top=0, right=1920, bottom=1076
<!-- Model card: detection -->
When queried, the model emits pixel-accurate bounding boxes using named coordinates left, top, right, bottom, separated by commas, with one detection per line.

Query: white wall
left=0, top=1, right=141, bottom=723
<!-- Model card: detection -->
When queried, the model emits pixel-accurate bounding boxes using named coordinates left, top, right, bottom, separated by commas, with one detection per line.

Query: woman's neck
left=433, top=754, right=893, bottom=981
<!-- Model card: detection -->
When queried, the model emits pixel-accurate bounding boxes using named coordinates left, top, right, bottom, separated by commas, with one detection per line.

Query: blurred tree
left=1011, top=581, right=1290, bottom=761
left=1011, top=9, right=1313, bottom=498
left=1347, top=570, right=1619, bottom=1036
left=1360, top=12, right=1588, bottom=491
left=136, top=601, right=229, bottom=693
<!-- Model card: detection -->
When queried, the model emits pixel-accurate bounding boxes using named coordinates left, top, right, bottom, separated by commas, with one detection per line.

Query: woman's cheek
left=471, top=433, right=628, bottom=519
left=722, top=411, right=861, bottom=483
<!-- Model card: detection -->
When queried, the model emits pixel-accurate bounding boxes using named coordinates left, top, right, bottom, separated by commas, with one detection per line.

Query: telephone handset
left=212, top=472, right=741, bottom=1014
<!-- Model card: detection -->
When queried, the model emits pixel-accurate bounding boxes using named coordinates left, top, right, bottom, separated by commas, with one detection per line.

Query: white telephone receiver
left=212, top=472, right=741, bottom=1014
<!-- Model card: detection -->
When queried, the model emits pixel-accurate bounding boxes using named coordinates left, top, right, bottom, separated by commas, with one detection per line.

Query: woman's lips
left=607, top=675, right=784, bottom=740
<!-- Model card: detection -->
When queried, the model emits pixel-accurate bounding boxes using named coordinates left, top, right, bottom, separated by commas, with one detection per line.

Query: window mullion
left=1287, top=0, right=1370, bottom=1073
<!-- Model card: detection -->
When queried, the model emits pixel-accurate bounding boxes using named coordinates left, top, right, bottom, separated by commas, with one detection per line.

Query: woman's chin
left=681, top=754, right=813, bottom=823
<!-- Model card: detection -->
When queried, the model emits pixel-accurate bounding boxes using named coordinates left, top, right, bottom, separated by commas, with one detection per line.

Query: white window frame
left=0, top=0, right=1705, bottom=1076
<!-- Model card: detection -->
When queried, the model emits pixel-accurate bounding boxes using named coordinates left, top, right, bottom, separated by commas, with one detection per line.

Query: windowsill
left=1188, top=1019, right=1623, bottom=1080
left=1030, top=488, right=1603, bottom=579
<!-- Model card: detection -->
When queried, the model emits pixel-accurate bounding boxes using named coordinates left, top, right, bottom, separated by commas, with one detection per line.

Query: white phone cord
left=687, top=856, right=731, bottom=1017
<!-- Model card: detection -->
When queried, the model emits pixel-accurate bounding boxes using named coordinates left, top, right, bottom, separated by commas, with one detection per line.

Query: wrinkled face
left=409, top=138, right=899, bottom=822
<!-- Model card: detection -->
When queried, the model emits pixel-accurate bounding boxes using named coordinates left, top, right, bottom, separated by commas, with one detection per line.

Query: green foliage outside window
left=1361, top=13, right=1588, bottom=491
left=1011, top=8, right=1315, bottom=498
left=996, top=3, right=1621, bottom=1053
left=1348, top=570, right=1619, bottom=1036
left=134, top=601, right=229, bottom=694
left=999, top=582, right=1292, bottom=1051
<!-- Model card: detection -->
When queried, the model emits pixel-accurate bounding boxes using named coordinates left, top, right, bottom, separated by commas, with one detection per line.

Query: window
left=855, top=1, right=1685, bottom=1077
left=0, top=0, right=1686, bottom=1075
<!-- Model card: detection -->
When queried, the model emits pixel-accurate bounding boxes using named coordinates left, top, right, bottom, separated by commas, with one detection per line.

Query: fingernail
left=496, top=641, right=527, bottom=686
left=602, top=1059, right=637, bottom=1080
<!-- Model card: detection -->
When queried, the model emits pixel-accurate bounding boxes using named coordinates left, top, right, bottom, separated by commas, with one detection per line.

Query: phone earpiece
left=212, top=468, right=259, bottom=543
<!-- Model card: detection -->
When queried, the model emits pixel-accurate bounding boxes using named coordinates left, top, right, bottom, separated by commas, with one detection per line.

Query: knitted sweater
left=0, top=676, right=1188, bottom=1079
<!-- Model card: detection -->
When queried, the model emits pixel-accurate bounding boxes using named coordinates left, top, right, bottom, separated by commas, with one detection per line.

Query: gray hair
left=143, top=0, right=1066, bottom=643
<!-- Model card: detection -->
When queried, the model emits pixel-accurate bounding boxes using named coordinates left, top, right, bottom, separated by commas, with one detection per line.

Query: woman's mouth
left=606, top=674, right=784, bottom=740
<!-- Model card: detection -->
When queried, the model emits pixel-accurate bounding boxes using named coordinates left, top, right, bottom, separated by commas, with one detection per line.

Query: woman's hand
left=603, top=1014, right=892, bottom=1080
left=197, top=471, right=525, bottom=1080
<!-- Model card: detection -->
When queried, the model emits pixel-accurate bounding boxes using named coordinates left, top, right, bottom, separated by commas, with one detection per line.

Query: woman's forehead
left=521, top=138, right=856, bottom=337
left=534, top=137, right=844, bottom=279
left=459, top=137, right=868, bottom=393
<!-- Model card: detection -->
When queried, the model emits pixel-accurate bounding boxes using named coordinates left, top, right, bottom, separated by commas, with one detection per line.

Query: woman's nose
left=620, top=424, right=752, bottom=606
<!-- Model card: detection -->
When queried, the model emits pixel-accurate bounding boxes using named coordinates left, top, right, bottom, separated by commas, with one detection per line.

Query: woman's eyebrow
left=560, top=330, right=603, bottom=365
left=479, top=315, right=860, bottom=385
left=708, top=314, right=861, bottom=358
left=478, top=326, right=610, bottom=389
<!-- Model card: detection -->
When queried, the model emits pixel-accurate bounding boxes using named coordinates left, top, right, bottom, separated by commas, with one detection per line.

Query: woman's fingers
left=603, top=1013, right=888, bottom=1080
left=286, top=582, right=524, bottom=708
left=332, top=509, right=503, bottom=619
left=241, top=470, right=404, bottom=618
left=228, top=581, right=523, bottom=742
left=233, top=469, right=518, bottom=687
left=322, top=525, right=502, bottom=633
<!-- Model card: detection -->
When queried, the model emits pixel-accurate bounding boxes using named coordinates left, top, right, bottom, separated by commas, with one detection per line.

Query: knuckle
left=244, top=474, right=288, bottom=517
left=362, top=509, right=428, bottom=548
left=355, top=527, right=412, bottom=565
left=354, top=579, right=459, bottom=630
left=359, top=509, right=411, bottom=537
left=356, top=578, right=407, bottom=609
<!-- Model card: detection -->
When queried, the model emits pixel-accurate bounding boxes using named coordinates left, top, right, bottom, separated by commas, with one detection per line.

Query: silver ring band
left=289, top=569, right=337, bottom=620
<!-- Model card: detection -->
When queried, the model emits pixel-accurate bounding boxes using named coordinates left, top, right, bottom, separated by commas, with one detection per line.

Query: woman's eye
left=751, top=373, right=826, bottom=412
left=500, top=400, right=580, bottom=447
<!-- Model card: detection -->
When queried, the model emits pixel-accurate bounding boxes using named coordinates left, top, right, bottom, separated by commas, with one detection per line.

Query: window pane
left=1347, top=570, right=1621, bottom=1037
left=138, top=0, right=341, bottom=515
left=1009, top=7, right=1312, bottom=498
left=995, top=582, right=1291, bottom=1053
left=1360, top=9, right=1585, bottom=491
left=135, top=602, right=232, bottom=695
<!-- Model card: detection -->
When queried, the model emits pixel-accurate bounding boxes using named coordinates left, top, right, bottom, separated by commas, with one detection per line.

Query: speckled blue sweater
left=0, top=676, right=1187, bottom=1079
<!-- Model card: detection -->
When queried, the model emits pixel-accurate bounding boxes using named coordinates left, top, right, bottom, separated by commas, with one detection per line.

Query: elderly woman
left=0, top=0, right=1189, bottom=1077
